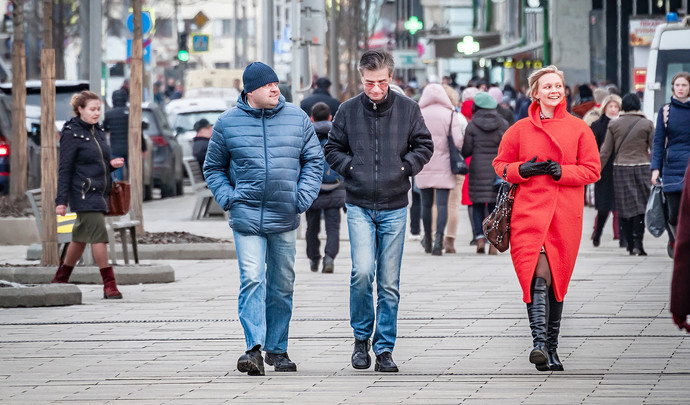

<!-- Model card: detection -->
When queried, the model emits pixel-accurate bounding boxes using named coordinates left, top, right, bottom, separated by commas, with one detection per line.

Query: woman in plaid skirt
left=599, top=93, right=655, bottom=256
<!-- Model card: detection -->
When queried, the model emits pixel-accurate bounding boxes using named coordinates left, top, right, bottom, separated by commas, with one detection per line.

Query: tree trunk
left=54, top=0, right=65, bottom=79
left=129, top=0, right=144, bottom=233
left=9, top=0, right=27, bottom=200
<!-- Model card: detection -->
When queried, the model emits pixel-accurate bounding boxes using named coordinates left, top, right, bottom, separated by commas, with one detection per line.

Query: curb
left=0, top=264, right=175, bottom=285
left=0, top=284, right=81, bottom=308
left=26, top=242, right=236, bottom=261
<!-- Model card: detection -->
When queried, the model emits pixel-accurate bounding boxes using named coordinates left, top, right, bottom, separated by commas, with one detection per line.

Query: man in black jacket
left=324, top=49, right=433, bottom=373
left=300, top=77, right=340, bottom=117
left=103, top=91, right=129, bottom=180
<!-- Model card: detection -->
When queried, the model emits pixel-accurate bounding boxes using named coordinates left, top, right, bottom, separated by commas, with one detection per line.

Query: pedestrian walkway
left=0, top=194, right=687, bottom=403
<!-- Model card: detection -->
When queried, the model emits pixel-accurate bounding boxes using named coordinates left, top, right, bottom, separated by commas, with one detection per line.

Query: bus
left=643, top=15, right=690, bottom=122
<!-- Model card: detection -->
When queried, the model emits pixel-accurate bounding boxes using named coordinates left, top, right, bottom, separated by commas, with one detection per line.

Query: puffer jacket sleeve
left=324, top=105, right=353, bottom=178
left=402, top=104, right=434, bottom=175
left=297, top=115, right=324, bottom=213
left=651, top=107, right=666, bottom=171
left=203, top=124, right=234, bottom=211
left=56, top=127, right=77, bottom=206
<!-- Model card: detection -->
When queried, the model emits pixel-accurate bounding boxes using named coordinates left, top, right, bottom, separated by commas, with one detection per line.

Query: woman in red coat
left=493, top=66, right=601, bottom=372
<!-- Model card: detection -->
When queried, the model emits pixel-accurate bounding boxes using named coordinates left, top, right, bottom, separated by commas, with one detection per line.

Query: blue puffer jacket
left=651, top=97, right=690, bottom=192
left=204, top=94, right=324, bottom=235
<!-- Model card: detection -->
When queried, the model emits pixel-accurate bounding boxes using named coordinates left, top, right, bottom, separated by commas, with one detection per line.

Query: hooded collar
left=671, top=96, right=690, bottom=109
left=359, top=89, right=395, bottom=113
left=65, top=116, right=102, bottom=132
left=237, top=92, right=286, bottom=118
left=528, top=97, right=568, bottom=129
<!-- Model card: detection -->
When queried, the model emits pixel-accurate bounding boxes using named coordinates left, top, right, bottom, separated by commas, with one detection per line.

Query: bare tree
left=338, top=0, right=382, bottom=99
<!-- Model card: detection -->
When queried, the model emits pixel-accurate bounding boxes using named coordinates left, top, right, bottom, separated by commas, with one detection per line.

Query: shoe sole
left=529, top=349, right=548, bottom=371
left=374, top=363, right=399, bottom=372
left=264, top=357, right=297, bottom=372
left=238, top=358, right=265, bottom=376
left=103, top=293, right=123, bottom=299
left=322, top=266, right=334, bottom=273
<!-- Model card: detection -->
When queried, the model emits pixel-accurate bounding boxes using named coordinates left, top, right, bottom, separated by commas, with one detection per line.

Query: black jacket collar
left=359, top=89, right=395, bottom=113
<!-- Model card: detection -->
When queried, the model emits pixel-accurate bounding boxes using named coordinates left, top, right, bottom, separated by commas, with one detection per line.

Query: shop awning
left=472, top=40, right=544, bottom=59
left=431, top=32, right=501, bottom=59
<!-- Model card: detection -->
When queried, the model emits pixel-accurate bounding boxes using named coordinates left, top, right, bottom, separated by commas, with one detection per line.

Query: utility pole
left=40, top=0, right=58, bottom=266
left=291, top=0, right=301, bottom=103
left=328, top=1, right=339, bottom=100
left=9, top=0, right=27, bottom=199
left=89, top=0, right=102, bottom=96
left=263, top=0, right=274, bottom=65
left=234, top=0, right=239, bottom=68
left=129, top=0, right=144, bottom=233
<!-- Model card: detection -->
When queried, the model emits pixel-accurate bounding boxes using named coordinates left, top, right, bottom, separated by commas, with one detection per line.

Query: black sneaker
left=265, top=352, right=297, bottom=372
left=375, top=352, right=399, bottom=372
left=351, top=339, right=371, bottom=369
left=310, top=258, right=320, bottom=272
left=237, top=347, right=264, bottom=376
left=322, top=256, right=334, bottom=273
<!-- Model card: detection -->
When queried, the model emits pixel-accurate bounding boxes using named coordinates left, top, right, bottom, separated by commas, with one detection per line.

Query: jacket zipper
left=260, top=110, right=267, bottom=233
left=373, top=104, right=379, bottom=211
left=81, top=178, right=92, bottom=199
left=92, top=125, right=109, bottom=207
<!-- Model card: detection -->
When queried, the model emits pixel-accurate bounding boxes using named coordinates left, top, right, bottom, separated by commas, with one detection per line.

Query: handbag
left=447, top=112, right=468, bottom=175
left=645, top=182, right=666, bottom=237
left=107, top=179, right=131, bottom=217
left=482, top=171, right=517, bottom=252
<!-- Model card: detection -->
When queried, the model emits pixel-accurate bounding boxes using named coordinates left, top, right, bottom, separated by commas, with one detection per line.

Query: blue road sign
left=127, top=12, right=153, bottom=34
left=191, top=34, right=210, bottom=53
left=127, top=39, right=152, bottom=64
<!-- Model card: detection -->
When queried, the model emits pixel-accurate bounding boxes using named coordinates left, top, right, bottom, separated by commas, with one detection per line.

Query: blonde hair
left=442, top=84, right=460, bottom=107
left=70, top=91, right=100, bottom=117
left=599, top=94, right=622, bottom=115
left=527, top=65, right=565, bottom=101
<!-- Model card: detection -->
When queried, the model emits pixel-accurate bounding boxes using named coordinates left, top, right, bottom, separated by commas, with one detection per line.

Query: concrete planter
left=0, top=284, right=81, bottom=308
left=0, top=217, right=39, bottom=245
left=0, top=264, right=175, bottom=285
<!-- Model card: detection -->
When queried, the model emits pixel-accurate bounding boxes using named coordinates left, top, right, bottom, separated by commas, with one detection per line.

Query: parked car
left=0, top=95, right=10, bottom=194
left=142, top=102, right=184, bottom=198
left=165, top=98, right=227, bottom=158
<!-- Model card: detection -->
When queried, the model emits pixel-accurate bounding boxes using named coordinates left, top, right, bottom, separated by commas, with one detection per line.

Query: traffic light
left=177, top=32, right=189, bottom=62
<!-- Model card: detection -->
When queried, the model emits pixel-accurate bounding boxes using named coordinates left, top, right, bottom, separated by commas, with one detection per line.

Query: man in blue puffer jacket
left=204, top=62, right=324, bottom=376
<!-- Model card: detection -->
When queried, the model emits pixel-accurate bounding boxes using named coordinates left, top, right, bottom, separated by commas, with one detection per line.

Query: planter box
left=0, top=217, right=39, bottom=245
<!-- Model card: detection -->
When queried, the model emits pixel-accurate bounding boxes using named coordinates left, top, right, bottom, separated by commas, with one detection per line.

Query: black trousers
left=420, top=188, right=450, bottom=236
left=305, top=207, right=341, bottom=261
left=410, top=180, right=422, bottom=235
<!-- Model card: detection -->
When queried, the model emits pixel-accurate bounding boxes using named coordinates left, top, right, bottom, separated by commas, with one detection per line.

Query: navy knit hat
left=243, top=62, right=279, bottom=93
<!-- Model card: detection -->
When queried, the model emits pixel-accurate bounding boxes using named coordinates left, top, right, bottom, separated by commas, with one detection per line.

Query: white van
left=165, top=98, right=228, bottom=158
left=643, top=16, right=690, bottom=121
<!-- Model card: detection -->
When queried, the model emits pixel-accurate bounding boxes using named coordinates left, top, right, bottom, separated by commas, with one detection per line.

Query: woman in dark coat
left=461, top=92, right=509, bottom=255
left=651, top=71, right=690, bottom=258
left=599, top=93, right=655, bottom=256
left=590, top=94, right=622, bottom=247
left=52, top=91, right=125, bottom=299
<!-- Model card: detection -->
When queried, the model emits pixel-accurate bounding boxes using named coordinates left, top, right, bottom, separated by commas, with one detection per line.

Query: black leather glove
left=519, top=156, right=550, bottom=178
left=546, top=160, right=562, bottom=181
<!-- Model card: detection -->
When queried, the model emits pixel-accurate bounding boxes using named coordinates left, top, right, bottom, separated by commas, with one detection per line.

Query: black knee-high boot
left=620, top=217, right=635, bottom=254
left=631, top=214, right=647, bottom=256
left=526, top=277, right=549, bottom=371
left=546, top=287, right=564, bottom=371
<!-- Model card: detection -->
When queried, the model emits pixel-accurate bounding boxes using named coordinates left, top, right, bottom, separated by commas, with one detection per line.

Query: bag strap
left=447, top=111, right=454, bottom=137
left=613, top=117, right=643, bottom=158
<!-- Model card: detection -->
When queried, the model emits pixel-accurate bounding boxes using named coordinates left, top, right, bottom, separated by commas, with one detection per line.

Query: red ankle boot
left=52, top=263, right=74, bottom=283
left=99, top=267, right=123, bottom=299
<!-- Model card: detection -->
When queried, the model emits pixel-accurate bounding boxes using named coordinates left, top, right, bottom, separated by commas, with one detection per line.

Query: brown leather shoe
left=476, top=238, right=486, bottom=254
left=443, top=237, right=456, bottom=254
left=488, top=244, right=498, bottom=255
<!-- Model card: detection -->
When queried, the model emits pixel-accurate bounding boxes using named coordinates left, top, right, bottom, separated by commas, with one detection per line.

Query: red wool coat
left=493, top=99, right=601, bottom=303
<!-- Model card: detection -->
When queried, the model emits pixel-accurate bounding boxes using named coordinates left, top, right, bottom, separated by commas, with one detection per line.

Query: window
left=213, top=19, right=233, bottom=37
left=154, top=18, right=173, bottom=38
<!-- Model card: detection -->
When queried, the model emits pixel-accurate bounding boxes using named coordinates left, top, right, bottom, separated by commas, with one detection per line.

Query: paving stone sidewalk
left=0, top=194, right=687, bottom=404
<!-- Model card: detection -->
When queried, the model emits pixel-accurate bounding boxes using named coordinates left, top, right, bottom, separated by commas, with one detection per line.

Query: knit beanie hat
left=473, top=92, right=498, bottom=109
left=242, top=62, right=279, bottom=94
left=488, top=87, right=504, bottom=104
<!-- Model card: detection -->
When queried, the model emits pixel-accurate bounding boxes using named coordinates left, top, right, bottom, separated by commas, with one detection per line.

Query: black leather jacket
left=325, top=90, right=433, bottom=210
left=56, top=117, right=114, bottom=212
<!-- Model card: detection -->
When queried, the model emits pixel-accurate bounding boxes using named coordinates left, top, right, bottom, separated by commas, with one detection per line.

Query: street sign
left=457, top=36, right=480, bottom=55
left=191, top=34, right=210, bottom=53
left=127, top=38, right=152, bottom=64
left=193, top=11, right=209, bottom=29
left=405, top=16, right=423, bottom=35
left=126, top=11, right=153, bottom=35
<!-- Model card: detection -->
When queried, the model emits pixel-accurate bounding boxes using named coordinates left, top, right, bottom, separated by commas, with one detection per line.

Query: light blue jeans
left=233, top=229, right=297, bottom=354
left=346, top=203, right=407, bottom=355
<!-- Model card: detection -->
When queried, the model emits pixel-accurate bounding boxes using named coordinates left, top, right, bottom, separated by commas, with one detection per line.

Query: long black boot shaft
left=631, top=214, right=647, bottom=256
left=620, top=217, right=635, bottom=254
left=546, top=287, right=564, bottom=371
left=526, top=277, right=549, bottom=371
